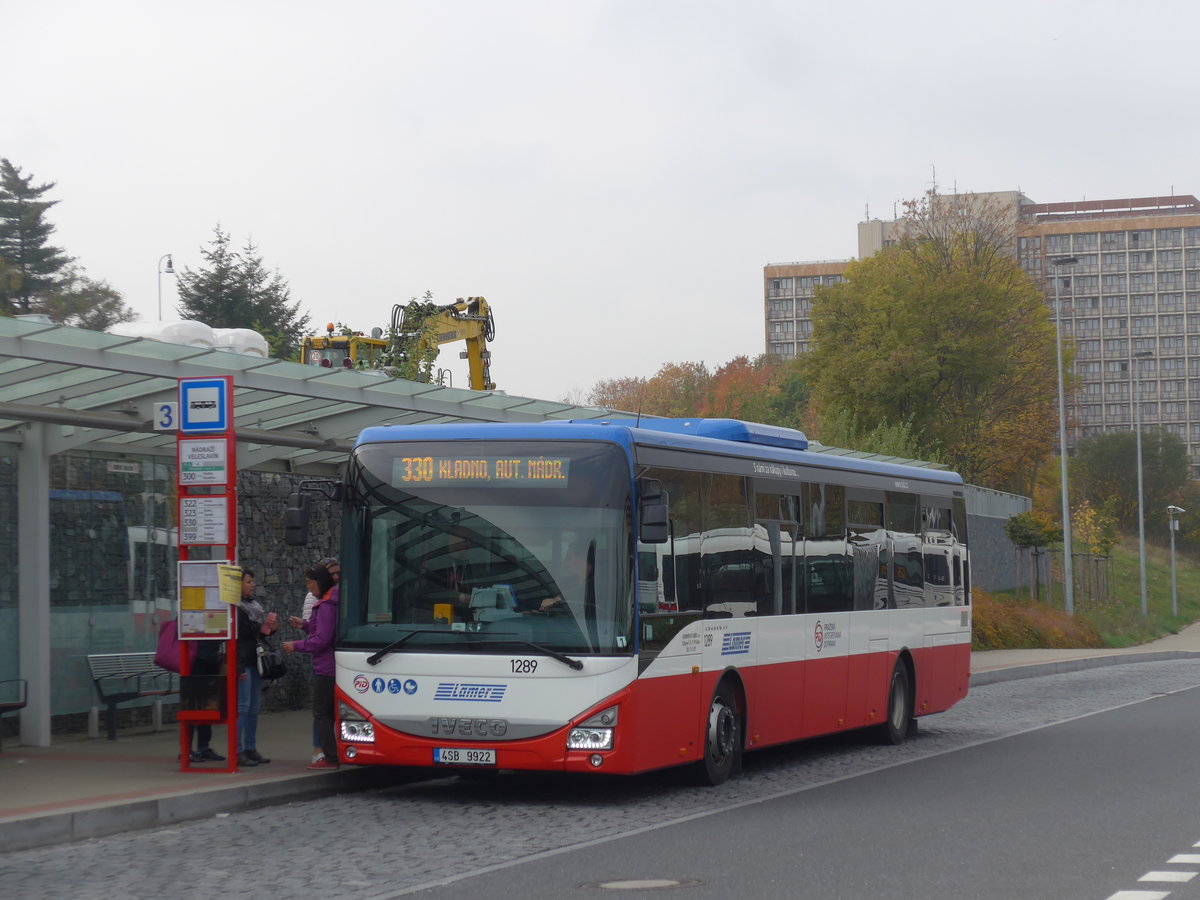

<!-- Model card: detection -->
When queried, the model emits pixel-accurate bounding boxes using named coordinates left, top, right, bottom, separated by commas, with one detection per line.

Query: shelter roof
left=0, top=317, right=632, bottom=477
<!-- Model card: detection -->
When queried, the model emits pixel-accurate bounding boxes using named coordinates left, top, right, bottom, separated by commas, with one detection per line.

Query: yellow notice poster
left=217, top=565, right=243, bottom=605
left=180, top=586, right=207, bottom=610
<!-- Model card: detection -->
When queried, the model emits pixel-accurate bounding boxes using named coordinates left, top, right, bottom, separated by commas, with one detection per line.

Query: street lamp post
left=1133, top=349, right=1154, bottom=617
left=1167, top=505, right=1185, bottom=617
left=1051, top=256, right=1079, bottom=614
left=157, top=254, right=175, bottom=321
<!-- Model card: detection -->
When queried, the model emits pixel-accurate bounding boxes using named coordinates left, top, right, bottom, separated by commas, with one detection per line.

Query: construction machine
left=300, top=296, right=496, bottom=391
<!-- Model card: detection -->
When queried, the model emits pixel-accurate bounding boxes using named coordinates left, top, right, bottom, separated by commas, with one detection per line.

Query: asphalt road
left=8, top=658, right=1200, bottom=900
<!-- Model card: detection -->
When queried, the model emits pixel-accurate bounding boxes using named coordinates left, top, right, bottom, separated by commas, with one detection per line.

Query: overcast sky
left=9, top=0, right=1197, bottom=403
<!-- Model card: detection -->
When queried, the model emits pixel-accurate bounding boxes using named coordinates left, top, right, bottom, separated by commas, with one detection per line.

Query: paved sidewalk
left=4, top=625, right=1200, bottom=853
left=968, top=620, right=1200, bottom=684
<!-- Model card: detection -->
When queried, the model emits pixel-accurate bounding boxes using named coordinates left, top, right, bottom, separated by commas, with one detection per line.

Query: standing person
left=236, top=568, right=277, bottom=768
left=300, top=557, right=339, bottom=762
left=189, top=639, right=225, bottom=762
left=283, top=563, right=339, bottom=770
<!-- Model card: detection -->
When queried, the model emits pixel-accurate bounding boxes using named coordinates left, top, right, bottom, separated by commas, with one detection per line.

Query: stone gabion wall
left=235, top=470, right=343, bottom=713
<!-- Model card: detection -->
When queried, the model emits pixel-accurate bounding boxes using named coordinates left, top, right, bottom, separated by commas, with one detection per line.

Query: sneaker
left=237, top=753, right=259, bottom=768
left=307, top=758, right=339, bottom=770
left=188, top=751, right=205, bottom=763
left=197, top=748, right=226, bottom=762
left=311, top=751, right=324, bottom=764
left=244, top=749, right=270, bottom=764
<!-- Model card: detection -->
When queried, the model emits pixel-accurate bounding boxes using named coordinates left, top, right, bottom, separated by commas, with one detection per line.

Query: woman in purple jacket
left=283, top=563, right=340, bottom=769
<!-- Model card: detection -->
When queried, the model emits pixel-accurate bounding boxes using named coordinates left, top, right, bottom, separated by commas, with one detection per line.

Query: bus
left=295, top=417, right=971, bottom=784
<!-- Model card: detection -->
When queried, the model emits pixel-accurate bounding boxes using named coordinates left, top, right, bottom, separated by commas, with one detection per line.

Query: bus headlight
left=339, top=703, right=375, bottom=744
left=567, top=727, right=613, bottom=750
left=567, top=705, right=618, bottom=751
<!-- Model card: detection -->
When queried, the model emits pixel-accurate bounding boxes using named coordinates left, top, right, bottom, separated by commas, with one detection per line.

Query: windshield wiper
left=467, top=637, right=584, bottom=670
left=366, top=629, right=445, bottom=665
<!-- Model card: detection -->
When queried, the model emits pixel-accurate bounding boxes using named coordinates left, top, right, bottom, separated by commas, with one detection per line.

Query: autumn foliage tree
left=586, top=355, right=816, bottom=434
left=802, top=190, right=1059, bottom=492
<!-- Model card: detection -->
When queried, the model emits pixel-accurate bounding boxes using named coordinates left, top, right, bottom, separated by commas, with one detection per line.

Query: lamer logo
left=434, top=682, right=506, bottom=702
left=428, top=717, right=509, bottom=737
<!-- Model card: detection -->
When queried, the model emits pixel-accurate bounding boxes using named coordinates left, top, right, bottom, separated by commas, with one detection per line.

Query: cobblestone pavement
left=6, top=659, right=1200, bottom=900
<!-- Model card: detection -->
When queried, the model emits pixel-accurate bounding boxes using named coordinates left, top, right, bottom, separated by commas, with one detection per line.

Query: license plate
left=433, top=747, right=496, bottom=766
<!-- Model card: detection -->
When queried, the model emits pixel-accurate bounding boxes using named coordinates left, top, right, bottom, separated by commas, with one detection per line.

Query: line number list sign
left=180, top=496, right=229, bottom=546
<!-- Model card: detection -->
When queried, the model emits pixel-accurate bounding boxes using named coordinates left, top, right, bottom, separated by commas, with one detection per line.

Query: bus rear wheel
left=701, top=682, right=741, bottom=786
left=877, top=662, right=913, bottom=745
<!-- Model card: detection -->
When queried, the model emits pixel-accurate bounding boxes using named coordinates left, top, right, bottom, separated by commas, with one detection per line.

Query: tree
left=586, top=356, right=811, bottom=429
left=1072, top=500, right=1118, bottom=607
left=1073, top=429, right=1190, bottom=532
left=812, top=407, right=941, bottom=462
left=802, top=190, right=1059, bottom=492
left=0, top=159, right=73, bottom=314
left=588, top=362, right=711, bottom=417
left=175, top=226, right=310, bottom=359
left=764, top=360, right=811, bottom=430
left=0, top=258, right=20, bottom=310
left=1004, top=510, right=1061, bottom=602
left=34, top=266, right=136, bottom=330
left=706, top=355, right=790, bottom=423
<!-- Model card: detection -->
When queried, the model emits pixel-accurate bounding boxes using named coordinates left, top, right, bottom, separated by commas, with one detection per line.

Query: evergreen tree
left=176, top=226, right=311, bottom=359
left=0, top=159, right=73, bottom=314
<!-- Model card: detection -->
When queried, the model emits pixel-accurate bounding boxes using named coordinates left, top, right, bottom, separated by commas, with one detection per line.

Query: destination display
left=393, top=455, right=570, bottom=487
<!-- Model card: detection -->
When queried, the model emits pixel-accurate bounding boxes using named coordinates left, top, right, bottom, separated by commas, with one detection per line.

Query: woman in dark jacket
left=236, top=568, right=277, bottom=767
left=284, top=563, right=340, bottom=769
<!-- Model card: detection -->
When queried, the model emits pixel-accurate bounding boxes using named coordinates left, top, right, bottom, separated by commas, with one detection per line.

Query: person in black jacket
left=235, top=568, right=277, bottom=768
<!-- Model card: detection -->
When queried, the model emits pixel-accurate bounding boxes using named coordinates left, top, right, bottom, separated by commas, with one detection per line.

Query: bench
left=0, top=678, right=27, bottom=752
left=86, top=653, right=179, bottom=741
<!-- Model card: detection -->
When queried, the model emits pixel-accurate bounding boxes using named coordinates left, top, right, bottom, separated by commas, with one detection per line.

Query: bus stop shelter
left=0, top=316, right=631, bottom=746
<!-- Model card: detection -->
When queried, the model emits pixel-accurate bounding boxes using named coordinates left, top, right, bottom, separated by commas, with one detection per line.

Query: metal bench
left=86, top=652, right=178, bottom=740
left=0, top=678, right=27, bottom=751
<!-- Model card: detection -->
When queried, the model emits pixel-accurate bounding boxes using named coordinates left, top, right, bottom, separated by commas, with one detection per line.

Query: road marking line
left=1141, top=871, right=1197, bottom=882
left=1105, top=891, right=1171, bottom=899
left=1168, top=855, right=1200, bottom=864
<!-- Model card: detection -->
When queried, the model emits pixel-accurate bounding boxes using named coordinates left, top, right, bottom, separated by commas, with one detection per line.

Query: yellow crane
left=300, top=296, right=496, bottom=391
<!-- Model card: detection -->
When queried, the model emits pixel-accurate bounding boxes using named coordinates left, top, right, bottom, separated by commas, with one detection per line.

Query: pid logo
left=353, top=674, right=370, bottom=694
left=814, top=621, right=825, bottom=653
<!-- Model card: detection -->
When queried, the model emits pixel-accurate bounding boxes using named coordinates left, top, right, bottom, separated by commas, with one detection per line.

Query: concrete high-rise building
left=764, top=192, right=1200, bottom=476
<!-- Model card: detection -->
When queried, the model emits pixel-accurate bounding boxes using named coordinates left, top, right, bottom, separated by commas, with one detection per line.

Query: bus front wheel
left=701, top=682, right=742, bottom=786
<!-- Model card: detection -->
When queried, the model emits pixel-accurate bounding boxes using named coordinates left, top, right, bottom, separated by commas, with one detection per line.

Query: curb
left=969, top=649, right=1200, bottom=687
left=0, top=765, right=417, bottom=854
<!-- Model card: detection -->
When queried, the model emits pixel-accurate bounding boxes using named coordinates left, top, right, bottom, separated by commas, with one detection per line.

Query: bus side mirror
left=639, top=480, right=669, bottom=544
left=283, top=492, right=312, bottom=546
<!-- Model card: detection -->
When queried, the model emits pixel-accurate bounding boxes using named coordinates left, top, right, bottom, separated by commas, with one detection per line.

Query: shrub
left=971, top=591, right=1104, bottom=650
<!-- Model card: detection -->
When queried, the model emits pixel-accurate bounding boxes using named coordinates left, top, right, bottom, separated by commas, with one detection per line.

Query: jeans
left=237, top=665, right=262, bottom=752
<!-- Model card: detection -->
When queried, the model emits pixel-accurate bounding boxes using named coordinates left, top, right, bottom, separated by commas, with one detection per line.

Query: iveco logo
left=434, top=682, right=507, bottom=702
left=428, top=717, right=509, bottom=737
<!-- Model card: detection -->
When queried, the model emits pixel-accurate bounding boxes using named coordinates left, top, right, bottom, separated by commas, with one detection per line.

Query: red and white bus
left=305, top=417, right=970, bottom=784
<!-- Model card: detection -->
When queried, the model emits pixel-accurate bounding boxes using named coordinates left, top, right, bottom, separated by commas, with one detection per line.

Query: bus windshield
left=340, top=439, right=634, bottom=657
